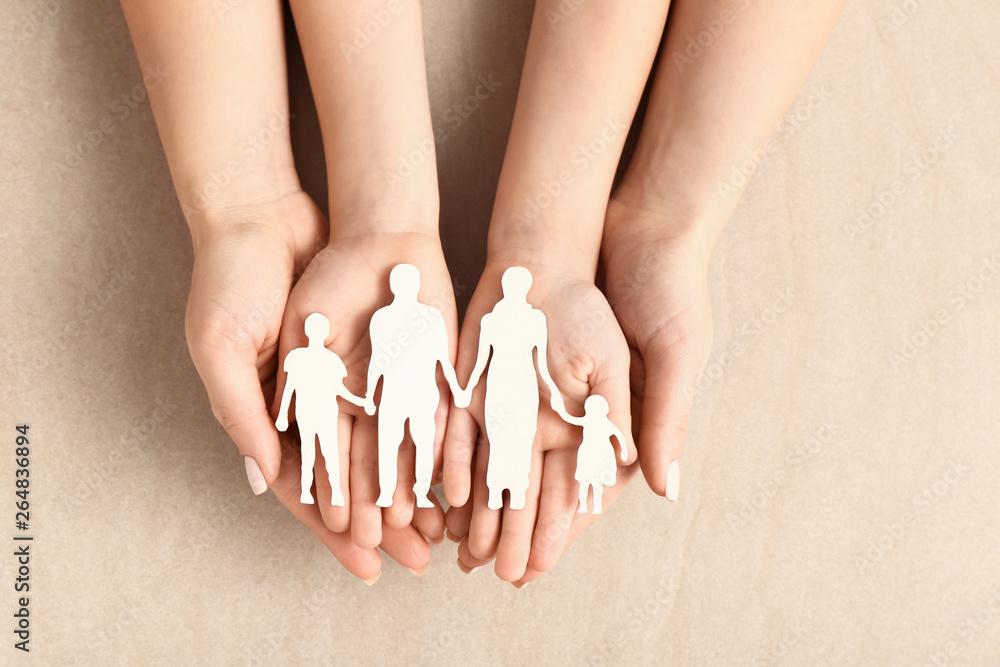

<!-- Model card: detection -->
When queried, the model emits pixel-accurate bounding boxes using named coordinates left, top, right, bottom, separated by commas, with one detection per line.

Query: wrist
left=327, top=196, right=440, bottom=240
left=486, top=213, right=601, bottom=282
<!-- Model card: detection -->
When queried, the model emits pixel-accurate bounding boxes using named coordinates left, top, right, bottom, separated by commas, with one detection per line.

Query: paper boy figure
left=275, top=313, right=365, bottom=506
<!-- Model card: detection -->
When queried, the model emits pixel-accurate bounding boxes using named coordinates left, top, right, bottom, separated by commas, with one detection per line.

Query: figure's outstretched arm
left=533, top=318, right=567, bottom=418
left=610, top=423, right=630, bottom=463
left=340, top=386, right=368, bottom=410
left=463, top=323, right=492, bottom=398
left=275, top=373, right=295, bottom=432
left=364, top=336, right=384, bottom=415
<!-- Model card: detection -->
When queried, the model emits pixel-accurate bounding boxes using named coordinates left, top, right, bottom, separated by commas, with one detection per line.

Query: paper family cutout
left=275, top=264, right=628, bottom=514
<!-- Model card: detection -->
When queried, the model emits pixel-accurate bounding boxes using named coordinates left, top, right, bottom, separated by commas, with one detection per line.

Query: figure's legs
left=592, top=485, right=604, bottom=515
left=409, top=411, right=436, bottom=508
left=316, top=419, right=343, bottom=506
left=577, top=481, right=589, bottom=513
left=509, top=479, right=529, bottom=511
left=376, top=414, right=405, bottom=507
left=300, top=429, right=317, bottom=504
left=485, top=460, right=505, bottom=510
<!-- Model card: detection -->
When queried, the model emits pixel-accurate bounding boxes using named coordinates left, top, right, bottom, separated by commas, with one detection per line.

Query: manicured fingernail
left=665, top=459, right=680, bottom=502
left=513, top=581, right=530, bottom=590
left=408, top=562, right=429, bottom=577
left=445, top=529, right=461, bottom=544
left=245, top=456, right=267, bottom=495
left=456, top=559, right=480, bottom=574
left=428, top=533, right=445, bottom=545
left=364, top=571, right=381, bottom=586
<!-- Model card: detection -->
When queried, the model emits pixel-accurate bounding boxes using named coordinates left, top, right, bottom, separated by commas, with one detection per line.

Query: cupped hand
left=600, top=194, right=716, bottom=501
left=273, top=225, right=455, bottom=551
left=443, top=260, right=637, bottom=583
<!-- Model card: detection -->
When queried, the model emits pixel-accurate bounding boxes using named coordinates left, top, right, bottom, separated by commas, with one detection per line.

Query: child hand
left=443, top=261, right=637, bottom=582
left=274, top=225, right=457, bottom=550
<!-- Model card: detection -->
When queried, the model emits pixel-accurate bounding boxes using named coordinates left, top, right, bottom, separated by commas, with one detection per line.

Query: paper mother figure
left=275, top=313, right=366, bottom=505
left=363, top=264, right=465, bottom=508
left=557, top=394, right=629, bottom=514
left=463, top=266, right=565, bottom=511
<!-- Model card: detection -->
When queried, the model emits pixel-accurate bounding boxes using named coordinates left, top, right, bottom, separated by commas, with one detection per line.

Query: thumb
left=634, top=340, right=703, bottom=501
left=193, top=347, right=283, bottom=494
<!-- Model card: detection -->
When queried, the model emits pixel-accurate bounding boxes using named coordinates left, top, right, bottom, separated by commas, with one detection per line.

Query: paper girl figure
left=558, top=394, right=629, bottom=514
left=462, top=266, right=565, bottom=511
left=362, top=264, right=464, bottom=508
left=275, top=313, right=365, bottom=505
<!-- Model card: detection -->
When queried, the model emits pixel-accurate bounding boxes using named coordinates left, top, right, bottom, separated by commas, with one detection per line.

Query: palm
left=445, top=261, right=636, bottom=582
left=276, top=231, right=456, bottom=547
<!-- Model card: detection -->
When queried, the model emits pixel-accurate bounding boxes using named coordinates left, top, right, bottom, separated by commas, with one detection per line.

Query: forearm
left=487, top=0, right=671, bottom=276
left=288, top=0, right=439, bottom=236
left=612, top=0, right=846, bottom=262
left=119, top=0, right=300, bottom=228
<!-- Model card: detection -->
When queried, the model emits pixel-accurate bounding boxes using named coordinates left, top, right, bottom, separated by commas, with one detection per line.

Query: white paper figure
left=557, top=395, right=629, bottom=514
left=363, top=264, right=464, bottom=508
left=275, top=313, right=365, bottom=505
left=463, top=266, right=564, bottom=511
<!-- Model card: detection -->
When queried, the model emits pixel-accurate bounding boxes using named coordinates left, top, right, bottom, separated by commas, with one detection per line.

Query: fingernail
left=245, top=456, right=267, bottom=495
left=408, top=562, right=429, bottom=577
left=456, top=558, right=480, bottom=574
left=364, top=571, right=381, bottom=586
left=665, top=459, right=680, bottom=502
left=445, top=529, right=461, bottom=544
left=428, top=533, right=445, bottom=545
left=513, top=580, right=530, bottom=590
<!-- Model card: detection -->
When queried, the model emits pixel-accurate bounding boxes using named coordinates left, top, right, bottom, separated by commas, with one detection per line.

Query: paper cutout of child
left=559, top=394, right=629, bottom=514
left=275, top=313, right=366, bottom=505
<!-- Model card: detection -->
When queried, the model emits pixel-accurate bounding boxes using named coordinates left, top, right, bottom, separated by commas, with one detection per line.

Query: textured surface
left=2, top=0, right=999, bottom=664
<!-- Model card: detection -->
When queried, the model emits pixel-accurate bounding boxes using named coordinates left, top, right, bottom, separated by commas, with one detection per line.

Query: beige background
left=2, top=0, right=999, bottom=664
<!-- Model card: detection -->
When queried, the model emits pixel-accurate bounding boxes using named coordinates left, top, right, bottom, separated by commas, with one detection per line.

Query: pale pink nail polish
left=245, top=456, right=267, bottom=495
left=665, top=459, right=680, bottom=502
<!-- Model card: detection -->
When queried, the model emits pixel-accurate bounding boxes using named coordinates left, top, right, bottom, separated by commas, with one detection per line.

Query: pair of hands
left=185, top=186, right=714, bottom=586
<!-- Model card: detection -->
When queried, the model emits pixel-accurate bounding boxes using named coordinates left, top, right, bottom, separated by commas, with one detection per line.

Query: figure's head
left=389, top=263, right=420, bottom=299
left=304, top=312, right=330, bottom=343
left=584, top=394, right=610, bottom=416
left=500, top=266, right=532, bottom=301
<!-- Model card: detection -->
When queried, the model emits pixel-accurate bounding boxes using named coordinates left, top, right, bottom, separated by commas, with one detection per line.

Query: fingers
left=527, top=448, right=578, bottom=573
left=494, top=447, right=545, bottom=582
left=445, top=494, right=473, bottom=543
left=193, top=347, right=283, bottom=488
left=456, top=537, right=493, bottom=574
left=633, top=341, right=698, bottom=499
left=349, top=417, right=382, bottom=549
left=384, top=438, right=417, bottom=528
left=467, top=440, right=501, bottom=561
left=380, top=523, right=432, bottom=575
left=411, top=490, right=446, bottom=543
left=271, top=437, right=381, bottom=583
left=443, top=407, right=478, bottom=506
